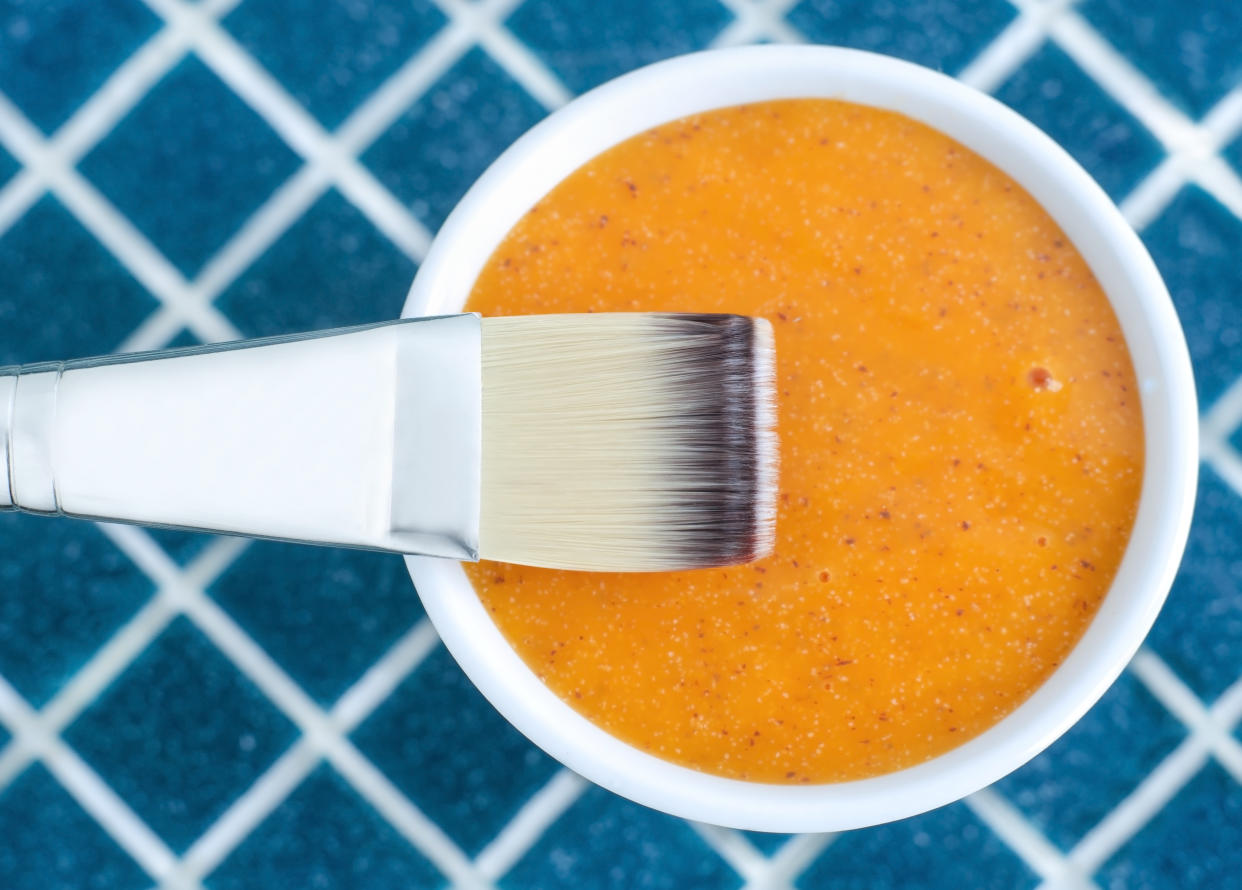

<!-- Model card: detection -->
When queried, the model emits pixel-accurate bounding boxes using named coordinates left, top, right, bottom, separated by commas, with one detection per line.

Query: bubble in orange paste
left=463, top=100, right=1144, bottom=784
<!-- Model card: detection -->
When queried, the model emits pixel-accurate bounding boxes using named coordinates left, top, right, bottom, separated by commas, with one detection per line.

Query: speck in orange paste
left=463, top=99, right=1144, bottom=783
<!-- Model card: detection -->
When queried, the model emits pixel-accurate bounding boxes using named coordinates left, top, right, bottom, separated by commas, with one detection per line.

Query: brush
left=1, top=313, right=776, bottom=572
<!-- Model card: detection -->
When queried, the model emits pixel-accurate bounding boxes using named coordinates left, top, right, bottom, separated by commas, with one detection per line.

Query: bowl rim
left=401, top=44, right=1198, bottom=832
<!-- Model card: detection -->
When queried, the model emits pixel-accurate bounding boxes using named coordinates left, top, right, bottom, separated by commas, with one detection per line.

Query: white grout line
left=1042, top=653, right=1242, bottom=886
left=330, top=620, right=441, bottom=731
left=0, top=92, right=242, bottom=345
left=44, top=739, right=186, bottom=884
left=689, top=823, right=772, bottom=885
left=474, top=769, right=589, bottom=881
left=114, top=0, right=508, bottom=351
left=0, top=168, right=44, bottom=238
left=711, top=0, right=806, bottom=48
left=0, top=675, right=181, bottom=883
left=1118, top=153, right=1193, bottom=232
left=148, top=0, right=434, bottom=258
left=956, top=0, right=1075, bottom=94
left=966, top=788, right=1097, bottom=888
left=153, top=615, right=442, bottom=887
left=35, top=596, right=178, bottom=744
left=754, top=832, right=838, bottom=890
left=1060, top=737, right=1209, bottom=881
left=0, top=7, right=252, bottom=345
left=327, top=741, right=490, bottom=889
left=99, top=530, right=488, bottom=887
left=433, top=0, right=574, bottom=110
left=50, top=26, right=189, bottom=163
left=1048, top=12, right=1201, bottom=153
left=1052, top=12, right=1242, bottom=232
left=165, top=738, right=320, bottom=886
left=1213, top=673, right=1242, bottom=728
left=1201, top=374, right=1242, bottom=445
left=1130, top=650, right=1242, bottom=785
left=1190, top=154, right=1242, bottom=219
left=0, top=596, right=174, bottom=789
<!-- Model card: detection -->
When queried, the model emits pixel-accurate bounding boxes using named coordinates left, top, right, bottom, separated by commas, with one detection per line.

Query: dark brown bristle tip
left=652, top=313, right=778, bottom=568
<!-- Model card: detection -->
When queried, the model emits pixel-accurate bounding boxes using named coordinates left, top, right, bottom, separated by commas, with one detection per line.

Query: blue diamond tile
left=79, top=56, right=301, bottom=277
left=215, top=189, right=416, bottom=337
left=223, top=0, right=446, bottom=130
left=1147, top=465, right=1242, bottom=701
left=0, top=763, right=148, bottom=890
left=0, top=143, right=18, bottom=187
left=743, top=831, right=794, bottom=855
left=352, top=644, right=559, bottom=855
left=1081, top=0, right=1242, bottom=118
left=0, top=0, right=159, bottom=134
left=209, top=543, right=424, bottom=705
left=146, top=527, right=215, bottom=566
left=1226, top=133, right=1242, bottom=180
left=787, top=0, right=1016, bottom=74
left=0, top=195, right=159, bottom=365
left=162, top=328, right=204, bottom=348
left=797, top=804, right=1038, bottom=889
left=206, top=765, right=442, bottom=890
left=994, top=671, right=1187, bottom=850
left=1229, top=423, right=1242, bottom=457
left=1097, top=761, right=1242, bottom=889
left=0, top=513, right=153, bottom=707
left=505, top=0, right=732, bottom=95
left=995, top=43, right=1164, bottom=201
left=64, top=617, right=298, bottom=852
left=1141, top=186, right=1242, bottom=409
left=363, top=48, right=546, bottom=232
left=503, top=785, right=740, bottom=890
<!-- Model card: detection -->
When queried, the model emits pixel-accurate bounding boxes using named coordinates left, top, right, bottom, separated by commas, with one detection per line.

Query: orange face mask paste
left=463, top=99, right=1144, bottom=784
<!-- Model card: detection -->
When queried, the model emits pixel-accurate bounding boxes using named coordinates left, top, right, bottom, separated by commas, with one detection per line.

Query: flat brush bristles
left=479, top=313, right=777, bottom=572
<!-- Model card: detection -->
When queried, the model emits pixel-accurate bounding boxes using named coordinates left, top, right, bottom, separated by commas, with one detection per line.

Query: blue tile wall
left=0, top=514, right=152, bottom=707
left=0, top=763, right=148, bottom=890
left=1141, top=186, right=1242, bottom=409
left=1097, top=761, right=1242, bottom=889
left=352, top=645, right=560, bottom=855
left=506, top=0, right=733, bottom=95
left=0, top=144, right=18, bottom=188
left=207, top=765, right=443, bottom=890
left=503, top=786, right=740, bottom=890
left=1081, top=0, right=1242, bottom=117
left=786, top=0, right=1016, bottom=74
left=0, top=0, right=159, bottom=134
left=145, top=527, right=215, bottom=566
left=993, top=672, right=1187, bottom=850
left=209, top=543, right=425, bottom=705
left=1225, top=131, right=1242, bottom=178
left=0, top=196, right=157, bottom=364
left=216, top=188, right=416, bottom=337
left=742, top=830, right=795, bottom=855
left=1147, top=466, right=1242, bottom=702
left=64, top=618, right=298, bottom=852
left=79, top=56, right=301, bottom=277
left=363, top=47, right=547, bottom=230
left=2, top=0, right=1241, bottom=887
left=223, top=0, right=447, bottom=130
left=995, top=43, right=1163, bottom=201
left=797, top=804, right=1039, bottom=890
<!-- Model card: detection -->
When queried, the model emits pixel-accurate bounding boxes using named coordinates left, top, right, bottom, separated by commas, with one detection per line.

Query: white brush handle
left=0, top=316, right=482, bottom=559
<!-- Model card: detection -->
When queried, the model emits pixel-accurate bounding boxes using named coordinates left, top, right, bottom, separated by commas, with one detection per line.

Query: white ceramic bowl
left=401, top=45, right=1198, bottom=832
